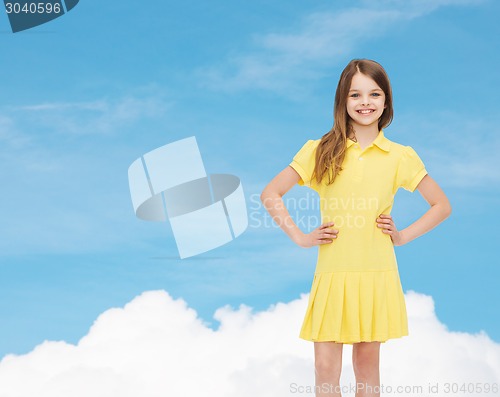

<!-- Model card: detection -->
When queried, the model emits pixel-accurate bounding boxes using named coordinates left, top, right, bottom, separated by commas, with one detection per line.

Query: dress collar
left=346, top=130, right=391, bottom=152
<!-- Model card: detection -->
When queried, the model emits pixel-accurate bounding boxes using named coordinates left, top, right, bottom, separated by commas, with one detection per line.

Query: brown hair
left=312, top=59, right=394, bottom=185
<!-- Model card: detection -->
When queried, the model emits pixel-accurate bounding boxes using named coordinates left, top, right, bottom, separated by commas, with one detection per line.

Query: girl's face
left=346, top=72, right=386, bottom=131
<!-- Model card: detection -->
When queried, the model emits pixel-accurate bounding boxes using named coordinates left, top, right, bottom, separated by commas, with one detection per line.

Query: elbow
left=442, top=198, right=452, bottom=219
left=260, top=186, right=282, bottom=206
left=445, top=203, right=452, bottom=218
left=260, top=187, right=271, bottom=205
left=431, top=198, right=452, bottom=219
left=260, top=186, right=268, bottom=204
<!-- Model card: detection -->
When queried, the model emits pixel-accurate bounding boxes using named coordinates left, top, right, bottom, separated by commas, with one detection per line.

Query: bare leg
left=352, top=342, right=381, bottom=397
left=314, top=341, right=343, bottom=397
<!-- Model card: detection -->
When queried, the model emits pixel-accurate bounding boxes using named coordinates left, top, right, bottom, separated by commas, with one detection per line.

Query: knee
left=353, top=357, right=371, bottom=379
left=352, top=352, right=379, bottom=379
left=315, top=357, right=342, bottom=380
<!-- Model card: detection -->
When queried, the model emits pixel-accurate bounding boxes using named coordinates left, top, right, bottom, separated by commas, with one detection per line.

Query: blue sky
left=0, top=0, right=499, bottom=358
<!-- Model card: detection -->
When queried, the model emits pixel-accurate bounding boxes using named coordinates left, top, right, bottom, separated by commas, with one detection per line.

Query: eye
left=350, top=93, right=359, bottom=98
left=371, top=93, right=382, bottom=97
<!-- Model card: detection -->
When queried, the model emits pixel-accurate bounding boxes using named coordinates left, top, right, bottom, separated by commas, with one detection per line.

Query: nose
left=361, top=95, right=371, bottom=106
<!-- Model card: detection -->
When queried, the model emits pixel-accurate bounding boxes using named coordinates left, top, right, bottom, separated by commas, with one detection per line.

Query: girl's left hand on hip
left=376, top=214, right=405, bottom=246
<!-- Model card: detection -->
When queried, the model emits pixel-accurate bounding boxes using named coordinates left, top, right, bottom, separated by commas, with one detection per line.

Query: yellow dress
left=289, top=130, right=427, bottom=344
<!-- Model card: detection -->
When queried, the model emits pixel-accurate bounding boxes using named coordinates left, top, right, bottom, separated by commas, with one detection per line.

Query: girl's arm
left=377, top=174, right=452, bottom=246
left=260, top=166, right=338, bottom=248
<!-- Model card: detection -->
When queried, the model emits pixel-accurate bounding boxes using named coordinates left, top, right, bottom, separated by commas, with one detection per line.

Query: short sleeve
left=396, top=146, right=428, bottom=192
left=289, top=140, right=318, bottom=186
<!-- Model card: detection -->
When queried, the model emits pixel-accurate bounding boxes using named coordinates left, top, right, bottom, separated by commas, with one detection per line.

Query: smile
left=356, top=109, right=375, bottom=114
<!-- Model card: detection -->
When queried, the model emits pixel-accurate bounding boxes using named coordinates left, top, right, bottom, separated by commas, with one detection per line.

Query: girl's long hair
left=313, top=59, right=394, bottom=185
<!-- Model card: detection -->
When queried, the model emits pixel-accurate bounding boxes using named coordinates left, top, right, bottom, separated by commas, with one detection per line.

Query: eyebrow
left=349, top=88, right=384, bottom=92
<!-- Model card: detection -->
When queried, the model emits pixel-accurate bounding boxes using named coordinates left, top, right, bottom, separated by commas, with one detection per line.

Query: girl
left=260, top=59, right=451, bottom=397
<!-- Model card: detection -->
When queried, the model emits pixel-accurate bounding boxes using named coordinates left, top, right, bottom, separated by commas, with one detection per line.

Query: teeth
left=358, top=110, right=373, bottom=114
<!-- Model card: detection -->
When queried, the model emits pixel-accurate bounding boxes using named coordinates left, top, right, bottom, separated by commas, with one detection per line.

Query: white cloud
left=198, top=8, right=402, bottom=96
left=0, top=289, right=498, bottom=397
left=361, top=0, right=485, bottom=14
left=6, top=93, right=171, bottom=136
left=197, top=0, right=483, bottom=95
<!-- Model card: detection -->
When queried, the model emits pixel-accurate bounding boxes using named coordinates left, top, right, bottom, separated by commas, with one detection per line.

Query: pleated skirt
left=299, top=270, right=408, bottom=344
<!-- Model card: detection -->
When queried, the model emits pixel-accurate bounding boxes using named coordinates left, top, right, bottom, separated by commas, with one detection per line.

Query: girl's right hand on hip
left=295, top=222, right=338, bottom=248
